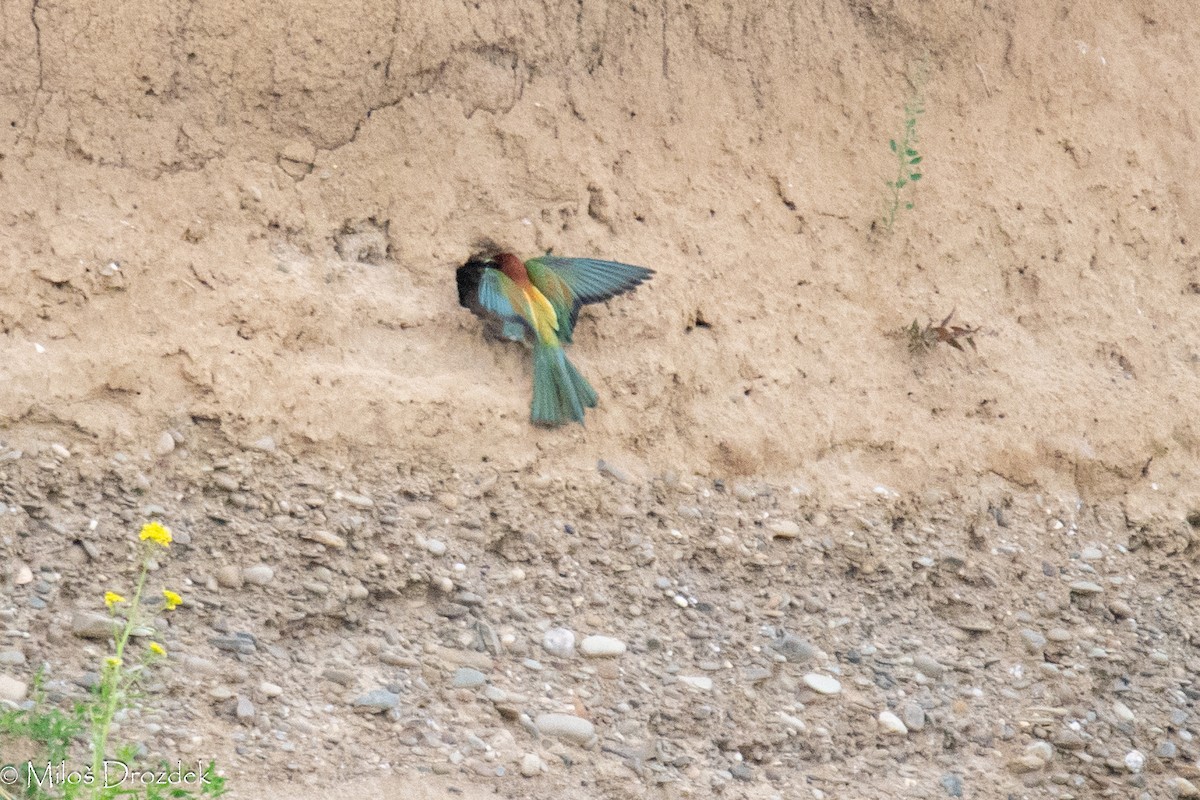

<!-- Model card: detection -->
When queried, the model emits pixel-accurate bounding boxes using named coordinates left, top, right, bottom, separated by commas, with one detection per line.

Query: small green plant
left=0, top=522, right=226, bottom=800
left=905, top=310, right=979, bottom=354
left=880, top=90, right=925, bottom=233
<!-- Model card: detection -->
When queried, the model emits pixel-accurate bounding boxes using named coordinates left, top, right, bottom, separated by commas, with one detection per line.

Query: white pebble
left=673, top=594, right=689, bottom=608
left=542, top=628, right=576, bottom=659
left=1124, top=749, right=1145, bottom=773
left=534, top=713, right=594, bottom=746
left=878, top=710, right=908, bottom=735
left=242, top=564, right=275, bottom=585
left=803, top=673, right=842, bottom=695
left=579, top=635, right=627, bottom=658
left=425, top=539, right=447, bottom=556
left=677, top=676, right=713, bottom=692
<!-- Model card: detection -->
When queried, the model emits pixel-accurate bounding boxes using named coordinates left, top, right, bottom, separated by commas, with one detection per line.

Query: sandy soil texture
left=3, top=2, right=1200, bottom=799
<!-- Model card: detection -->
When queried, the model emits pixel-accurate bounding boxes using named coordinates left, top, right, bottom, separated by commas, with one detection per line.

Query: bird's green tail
left=531, top=345, right=598, bottom=426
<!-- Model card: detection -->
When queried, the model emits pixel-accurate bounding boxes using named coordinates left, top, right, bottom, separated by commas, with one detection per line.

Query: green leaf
left=906, top=149, right=918, bottom=157
left=909, top=156, right=922, bottom=165
left=910, top=173, right=922, bottom=181
left=896, top=178, right=907, bottom=188
left=889, top=139, right=897, bottom=152
left=905, top=202, right=914, bottom=209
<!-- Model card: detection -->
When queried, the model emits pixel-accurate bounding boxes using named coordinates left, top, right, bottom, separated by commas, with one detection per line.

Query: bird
left=456, top=248, right=654, bottom=426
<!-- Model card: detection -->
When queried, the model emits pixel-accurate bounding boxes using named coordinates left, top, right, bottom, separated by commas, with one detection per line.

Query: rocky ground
left=3, top=429, right=1200, bottom=800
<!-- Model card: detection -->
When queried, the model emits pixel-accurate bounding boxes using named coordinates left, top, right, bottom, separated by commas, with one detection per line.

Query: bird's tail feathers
left=531, top=345, right=598, bottom=426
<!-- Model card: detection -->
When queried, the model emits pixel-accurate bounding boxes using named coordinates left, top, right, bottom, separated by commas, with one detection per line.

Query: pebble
left=338, top=491, right=374, bottom=509
left=213, top=473, right=240, bottom=492
left=50, top=443, right=71, bottom=459
left=1113, top=701, right=1136, bottom=724
left=677, top=675, right=713, bottom=692
left=878, top=710, right=908, bottom=735
left=940, top=774, right=964, bottom=797
left=766, top=519, right=801, bottom=539
left=452, top=668, right=487, bottom=688
left=209, top=634, right=257, bottom=654
left=155, top=432, right=176, bottom=455
left=772, top=634, right=817, bottom=662
left=353, top=689, right=400, bottom=713
left=242, top=565, right=275, bottom=585
left=215, top=566, right=244, bottom=588
left=901, top=702, right=926, bottom=731
left=912, top=654, right=946, bottom=679
left=1173, top=778, right=1200, bottom=798
left=1109, top=599, right=1134, bottom=618
left=0, top=674, right=28, bottom=702
left=235, top=695, right=255, bottom=720
left=1020, top=629, right=1047, bottom=653
left=1080, top=547, right=1103, bottom=560
left=519, top=753, right=546, bottom=777
left=307, top=531, right=347, bottom=549
left=541, top=628, right=576, bottom=658
left=1124, top=749, right=1146, bottom=773
left=259, top=681, right=283, bottom=697
left=249, top=436, right=277, bottom=452
left=803, top=673, right=842, bottom=695
left=1026, top=741, right=1054, bottom=764
left=580, top=635, right=627, bottom=658
left=534, top=713, right=595, bottom=746
left=71, top=610, right=117, bottom=639
left=1069, top=580, right=1103, bottom=595
left=15, top=564, right=33, bottom=585
left=0, top=650, right=26, bottom=666
left=425, top=539, right=447, bottom=556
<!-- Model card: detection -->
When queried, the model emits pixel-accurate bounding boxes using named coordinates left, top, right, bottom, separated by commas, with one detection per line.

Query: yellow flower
left=105, top=657, right=122, bottom=668
left=104, top=591, right=127, bottom=609
left=162, top=589, right=182, bottom=610
left=139, top=521, right=173, bottom=547
left=149, top=642, right=167, bottom=656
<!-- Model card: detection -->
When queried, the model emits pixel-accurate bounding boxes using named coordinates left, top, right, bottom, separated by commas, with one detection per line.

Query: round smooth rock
left=452, top=668, right=487, bottom=688
left=766, top=519, right=801, bottom=539
left=535, top=713, right=595, bottom=746
left=0, top=674, right=28, bottom=702
left=878, top=710, right=908, bottom=735
left=242, top=564, right=275, bottom=585
left=803, top=673, right=842, bottom=695
left=541, top=628, right=576, bottom=659
left=580, top=635, right=627, bottom=658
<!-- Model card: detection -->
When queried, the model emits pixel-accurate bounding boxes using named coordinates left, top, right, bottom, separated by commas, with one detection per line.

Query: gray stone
left=71, top=610, right=118, bottom=639
left=940, top=774, right=964, bottom=797
left=912, top=654, right=946, bottom=679
left=235, top=695, right=255, bottom=720
left=1020, top=629, right=1047, bottom=653
left=535, top=713, right=595, bottom=746
left=353, top=689, right=400, bottom=713
left=452, top=668, right=487, bottom=688
left=902, top=702, right=926, bottom=731
left=242, top=564, right=275, bottom=585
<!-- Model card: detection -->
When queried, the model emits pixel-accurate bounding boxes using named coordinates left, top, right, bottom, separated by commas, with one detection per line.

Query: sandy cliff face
left=2, top=1, right=1198, bottom=517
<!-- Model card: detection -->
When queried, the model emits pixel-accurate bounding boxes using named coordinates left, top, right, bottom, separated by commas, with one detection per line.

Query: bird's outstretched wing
left=456, top=262, right=534, bottom=343
left=526, top=256, right=654, bottom=342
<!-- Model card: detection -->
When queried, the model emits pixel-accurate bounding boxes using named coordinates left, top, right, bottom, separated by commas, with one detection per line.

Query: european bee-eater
left=457, top=250, right=654, bottom=426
